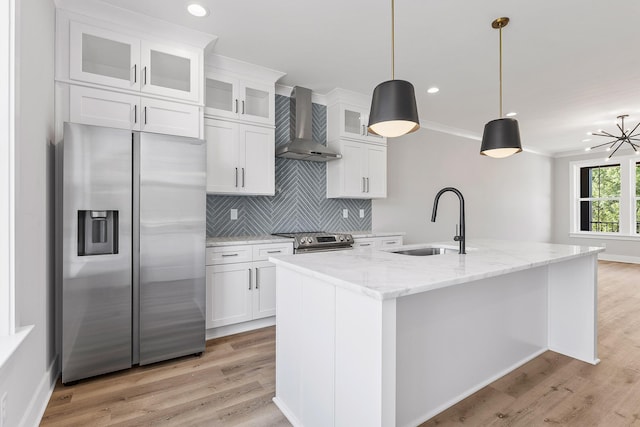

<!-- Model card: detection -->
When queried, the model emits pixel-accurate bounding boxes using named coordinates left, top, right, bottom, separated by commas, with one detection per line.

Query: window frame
left=570, top=155, right=639, bottom=239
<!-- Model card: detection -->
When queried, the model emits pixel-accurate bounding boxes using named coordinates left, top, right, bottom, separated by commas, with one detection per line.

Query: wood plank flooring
left=41, top=261, right=640, bottom=426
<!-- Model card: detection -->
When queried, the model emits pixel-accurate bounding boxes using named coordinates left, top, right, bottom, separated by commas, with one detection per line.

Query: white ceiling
left=99, top=0, right=640, bottom=155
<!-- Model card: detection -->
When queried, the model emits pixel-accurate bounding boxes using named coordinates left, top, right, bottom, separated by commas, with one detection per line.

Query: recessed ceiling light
left=187, top=3, right=209, bottom=17
left=427, top=87, right=439, bottom=94
left=586, top=132, right=592, bottom=135
left=505, top=112, right=517, bottom=117
left=582, top=139, right=591, bottom=143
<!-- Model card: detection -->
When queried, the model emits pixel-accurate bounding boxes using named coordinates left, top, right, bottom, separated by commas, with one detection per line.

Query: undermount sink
left=392, top=247, right=457, bottom=256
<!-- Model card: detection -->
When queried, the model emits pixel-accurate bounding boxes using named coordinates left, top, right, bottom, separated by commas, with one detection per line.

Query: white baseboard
left=206, top=317, right=275, bottom=340
left=20, top=355, right=58, bottom=427
left=598, top=253, right=640, bottom=264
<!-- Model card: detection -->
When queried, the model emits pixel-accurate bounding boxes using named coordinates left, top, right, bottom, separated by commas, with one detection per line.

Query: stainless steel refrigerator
left=59, top=122, right=206, bottom=384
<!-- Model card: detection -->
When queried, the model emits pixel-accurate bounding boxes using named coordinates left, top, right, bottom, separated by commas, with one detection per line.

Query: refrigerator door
left=138, top=132, right=206, bottom=365
left=61, top=123, right=133, bottom=383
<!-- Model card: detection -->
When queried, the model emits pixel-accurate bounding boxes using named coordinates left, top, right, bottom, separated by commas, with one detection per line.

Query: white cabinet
left=352, top=235, right=404, bottom=249
left=326, top=88, right=386, bottom=144
left=205, top=242, right=293, bottom=329
left=204, top=118, right=275, bottom=195
left=69, top=21, right=201, bottom=102
left=327, top=140, right=387, bottom=199
left=328, top=103, right=386, bottom=144
left=205, top=72, right=274, bottom=126
left=69, top=21, right=140, bottom=91
left=207, top=263, right=253, bottom=328
left=69, top=85, right=200, bottom=138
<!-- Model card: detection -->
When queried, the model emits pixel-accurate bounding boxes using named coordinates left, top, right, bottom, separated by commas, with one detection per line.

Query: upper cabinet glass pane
left=206, top=79, right=233, bottom=112
left=82, top=33, right=131, bottom=81
left=245, top=87, right=269, bottom=118
left=344, top=109, right=361, bottom=134
left=149, top=50, right=190, bottom=92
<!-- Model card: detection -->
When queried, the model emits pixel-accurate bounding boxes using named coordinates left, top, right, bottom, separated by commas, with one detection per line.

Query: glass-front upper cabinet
left=69, top=22, right=200, bottom=102
left=204, top=72, right=274, bottom=126
left=140, top=41, right=200, bottom=102
left=69, top=22, right=141, bottom=91
left=341, top=105, right=384, bottom=143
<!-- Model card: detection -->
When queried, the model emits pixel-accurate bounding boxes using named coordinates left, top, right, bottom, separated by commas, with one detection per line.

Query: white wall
left=0, top=0, right=57, bottom=425
left=372, top=129, right=553, bottom=245
left=553, top=150, right=640, bottom=262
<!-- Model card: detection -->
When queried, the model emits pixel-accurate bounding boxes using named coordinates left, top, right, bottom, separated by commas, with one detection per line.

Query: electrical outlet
left=230, top=209, right=238, bottom=220
left=342, top=209, right=348, bottom=219
left=359, top=209, right=365, bottom=218
left=1, top=392, right=7, bottom=427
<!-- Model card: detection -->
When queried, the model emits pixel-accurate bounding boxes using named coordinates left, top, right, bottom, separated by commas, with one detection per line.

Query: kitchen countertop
left=206, top=235, right=294, bottom=247
left=344, top=230, right=406, bottom=238
left=269, top=239, right=605, bottom=300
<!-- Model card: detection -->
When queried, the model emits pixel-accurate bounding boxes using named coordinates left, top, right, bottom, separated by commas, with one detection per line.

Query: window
left=578, top=164, right=620, bottom=232
left=636, top=162, right=640, bottom=234
left=571, top=156, right=639, bottom=238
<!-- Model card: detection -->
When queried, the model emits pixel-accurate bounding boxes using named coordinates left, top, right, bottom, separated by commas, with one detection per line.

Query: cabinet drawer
left=379, top=236, right=403, bottom=248
left=206, top=245, right=252, bottom=265
left=352, top=238, right=377, bottom=249
left=253, top=243, right=293, bottom=261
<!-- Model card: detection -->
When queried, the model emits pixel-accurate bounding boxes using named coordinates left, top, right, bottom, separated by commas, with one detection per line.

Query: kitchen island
left=269, top=240, right=604, bottom=427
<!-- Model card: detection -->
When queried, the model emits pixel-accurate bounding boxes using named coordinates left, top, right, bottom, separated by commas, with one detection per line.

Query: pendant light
left=367, top=0, right=420, bottom=138
left=480, top=17, right=522, bottom=158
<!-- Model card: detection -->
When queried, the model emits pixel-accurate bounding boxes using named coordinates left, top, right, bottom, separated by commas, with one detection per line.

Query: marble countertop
left=344, top=231, right=406, bottom=238
left=206, top=235, right=294, bottom=247
left=269, top=239, right=605, bottom=301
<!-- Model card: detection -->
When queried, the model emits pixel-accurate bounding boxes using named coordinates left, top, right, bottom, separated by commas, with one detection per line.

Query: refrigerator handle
left=133, top=105, right=137, bottom=124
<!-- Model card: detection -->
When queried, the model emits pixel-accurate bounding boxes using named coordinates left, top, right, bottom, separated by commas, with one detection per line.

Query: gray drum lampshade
left=480, top=117, right=522, bottom=158
left=368, top=79, right=420, bottom=138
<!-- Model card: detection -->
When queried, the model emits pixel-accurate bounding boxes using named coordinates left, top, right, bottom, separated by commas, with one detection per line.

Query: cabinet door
left=253, top=262, right=276, bottom=319
left=366, top=145, right=387, bottom=198
left=69, top=85, right=140, bottom=131
left=206, top=264, right=253, bottom=328
left=140, top=41, right=200, bottom=102
left=205, top=119, right=241, bottom=194
left=239, top=80, right=274, bottom=125
left=240, top=124, right=275, bottom=195
left=69, top=21, right=140, bottom=91
left=204, top=73, right=240, bottom=120
left=341, top=141, right=366, bottom=197
left=140, top=98, right=200, bottom=138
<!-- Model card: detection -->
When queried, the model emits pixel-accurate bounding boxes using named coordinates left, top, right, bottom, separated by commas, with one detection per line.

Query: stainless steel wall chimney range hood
left=275, top=86, right=341, bottom=162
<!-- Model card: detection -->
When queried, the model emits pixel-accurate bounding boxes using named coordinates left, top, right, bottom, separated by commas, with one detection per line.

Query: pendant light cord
left=499, top=25, right=503, bottom=118
left=391, top=0, right=395, bottom=80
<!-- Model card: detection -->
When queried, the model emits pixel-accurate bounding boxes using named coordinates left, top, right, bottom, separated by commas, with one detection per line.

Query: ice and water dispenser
left=77, top=210, right=119, bottom=256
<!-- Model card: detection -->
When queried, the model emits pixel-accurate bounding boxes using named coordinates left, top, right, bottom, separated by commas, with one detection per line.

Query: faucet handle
left=454, top=224, right=461, bottom=241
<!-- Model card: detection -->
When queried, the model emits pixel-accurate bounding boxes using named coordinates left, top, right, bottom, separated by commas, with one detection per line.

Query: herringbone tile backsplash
left=206, top=95, right=372, bottom=236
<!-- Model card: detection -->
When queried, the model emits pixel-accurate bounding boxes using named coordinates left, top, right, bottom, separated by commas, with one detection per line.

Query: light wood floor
left=41, top=261, right=640, bottom=426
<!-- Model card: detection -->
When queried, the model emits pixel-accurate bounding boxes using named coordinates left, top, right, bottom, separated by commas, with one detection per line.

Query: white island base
left=271, top=241, right=601, bottom=427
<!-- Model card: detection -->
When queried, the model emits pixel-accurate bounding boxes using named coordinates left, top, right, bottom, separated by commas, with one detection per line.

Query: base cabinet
left=205, top=242, right=292, bottom=329
left=352, top=235, right=404, bottom=249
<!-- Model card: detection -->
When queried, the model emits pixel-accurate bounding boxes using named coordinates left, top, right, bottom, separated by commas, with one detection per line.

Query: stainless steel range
left=273, top=232, right=353, bottom=253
